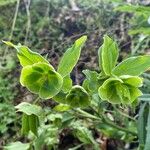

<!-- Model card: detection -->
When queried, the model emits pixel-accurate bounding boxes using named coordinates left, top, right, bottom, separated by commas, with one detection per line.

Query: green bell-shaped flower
left=65, top=85, right=90, bottom=108
left=20, top=62, right=63, bottom=99
left=98, top=75, right=143, bottom=104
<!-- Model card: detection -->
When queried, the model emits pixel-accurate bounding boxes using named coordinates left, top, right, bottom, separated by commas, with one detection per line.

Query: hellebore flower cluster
left=98, top=75, right=143, bottom=104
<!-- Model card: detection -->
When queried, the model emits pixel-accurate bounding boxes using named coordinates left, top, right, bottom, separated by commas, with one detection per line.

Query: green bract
left=66, top=85, right=90, bottom=108
left=98, top=75, right=143, bottom=104
left=20, top=62, right=63, bottom=99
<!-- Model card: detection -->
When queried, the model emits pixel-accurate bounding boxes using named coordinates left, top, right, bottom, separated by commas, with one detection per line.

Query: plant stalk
left=75, top=108, right=137, bottom=136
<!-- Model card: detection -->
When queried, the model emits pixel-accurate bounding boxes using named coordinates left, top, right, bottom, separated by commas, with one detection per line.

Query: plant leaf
left=115, top=4, right=150, bottom=15
left=82, top=69, right=99, bottom=94
left=20, top=62, right=63, bottom=99
left=120, top=75, right=143, bottom=87
left=3, top=41, right=49, bottom=67
left=61, top=75, right=72, bottom=92
left=72, top=121, right=99, bottom=150
left=0, top=0, right=18, bottom=6
left=28, top=114, right=39, bottom=136
left=57, top=36, right=87, bottom=77
left=98, top=35, right=119, bottom=75
left=52, top=91, right=67, bottom=104
left=137, top=103, right=149, bottom=149
left=53, top=104, right=71, bottom=112
left=21, top=113, right=30, bottom=136
left=34, top=124, right=59, bottom=149
left=139, top=94, right=150, bottom=102
left=129, top=28, right=150, bottom=35
left=15, top=102, right=42, bottom=116
left=144, top=104, right=150, bottom=150
left=112, top=56, right=150, bottom=76
left=4, top=142, right=30, bottom=150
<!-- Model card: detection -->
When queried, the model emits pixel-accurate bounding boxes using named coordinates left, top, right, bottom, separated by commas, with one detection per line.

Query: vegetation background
left=0, top=0, right=150, bottom=149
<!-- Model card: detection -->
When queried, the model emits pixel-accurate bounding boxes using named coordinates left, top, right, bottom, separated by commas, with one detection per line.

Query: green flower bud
left=20, top=62, right=63, bottom=99
left=65, top=85, right=90, bottom=108
left=98, top=75, right=143, bottom=104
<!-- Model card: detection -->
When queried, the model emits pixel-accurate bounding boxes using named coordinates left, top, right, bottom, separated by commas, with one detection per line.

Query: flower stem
left=75, top=108, right=137, bottom=136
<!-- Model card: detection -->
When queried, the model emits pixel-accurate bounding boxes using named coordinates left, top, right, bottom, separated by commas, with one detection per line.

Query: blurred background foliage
left=0, top=0, right=150, bottom=149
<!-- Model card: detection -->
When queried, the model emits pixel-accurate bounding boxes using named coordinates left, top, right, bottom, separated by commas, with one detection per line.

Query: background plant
left=3, top=34, right=150, bottom=150
left=1, top=0, right=150, bottom=149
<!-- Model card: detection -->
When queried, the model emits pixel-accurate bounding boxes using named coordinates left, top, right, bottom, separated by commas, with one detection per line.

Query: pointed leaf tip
left=98, top=35, right=119, bottom=76
left=57, top=35, right=87, bottom=77
left=2, top=40, right=15, bottom=47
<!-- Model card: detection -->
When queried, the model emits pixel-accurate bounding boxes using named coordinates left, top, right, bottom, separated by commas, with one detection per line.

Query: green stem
left=112, top=105, right=136, bottom=121
left=24, top=0, right=31, bottom=44
left=33, top=96, right=40, bottom=104
left=9, top=0, right=20, bottom=41
left=101, top=114, right=137, bottom=136
left=75, top=108, right=137, bottom=136
left=4, top=0, right=20, bottom=57
left=75, top=108, right=101, bottom=120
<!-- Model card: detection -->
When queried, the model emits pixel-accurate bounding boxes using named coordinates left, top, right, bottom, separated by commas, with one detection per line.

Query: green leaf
left=74, top=126, right=93, bottom=144
left=47, top=113, right=62, bottom=121
left=53, top=104, right=71, bottom=112
left=47, top=113, right=62, bottom=126
left=66, top=85, right=91, bottom=108
left=68, top=144, right=84, bottom=150
left=120, top=75, right=143, bottom=87
left=144, top=104, right=150, bottom=150
left=21, top=112, right=39, bottom=136
left=57, top=36, right=87, bottom=77
left=34, top=134, right=45, bottom=150
left=0, top=0, right=18, bottom=6
left=21, top=113, right=30, bottom=136
left=52, top=91, right=67, bottom=104
left=20, top=62, right=63, bottom=99
left=128, top=88, right=142, bottom=103
left=34, top=124, right=59, bottom=149
left=115, top=4, right=150, bottom=15
left=15, top=102, right=42, bottom=116
left=61, top=112, right=75, bottom=128
left=139, top=94, right=150, bottom=102
left=112, top=56, right=150, bottom=76
left=4, top=142, right=30, bottom=150
left=72, top=122, right=99, bottom=150
left=3, top=41, right=49, bottom=67
left=82, top=70, right=99, bottom=93
left=137, top=103, right=149, bottom=149
left=129, top=28, right=150, bottom=35
left=61, top=75, right=72, bottom=92
left=28, top=114, right=39, bottom=136
left=98, top=35, right=119, bottom=75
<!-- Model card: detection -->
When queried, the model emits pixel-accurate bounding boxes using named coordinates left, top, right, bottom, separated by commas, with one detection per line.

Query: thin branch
left=24, top=0, right=31, bottom=45
left=9, top=0, right=20, bottom=41
left=4, top=0, right=20, bottom=56
left=75, top=108, right=137, bottom=136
